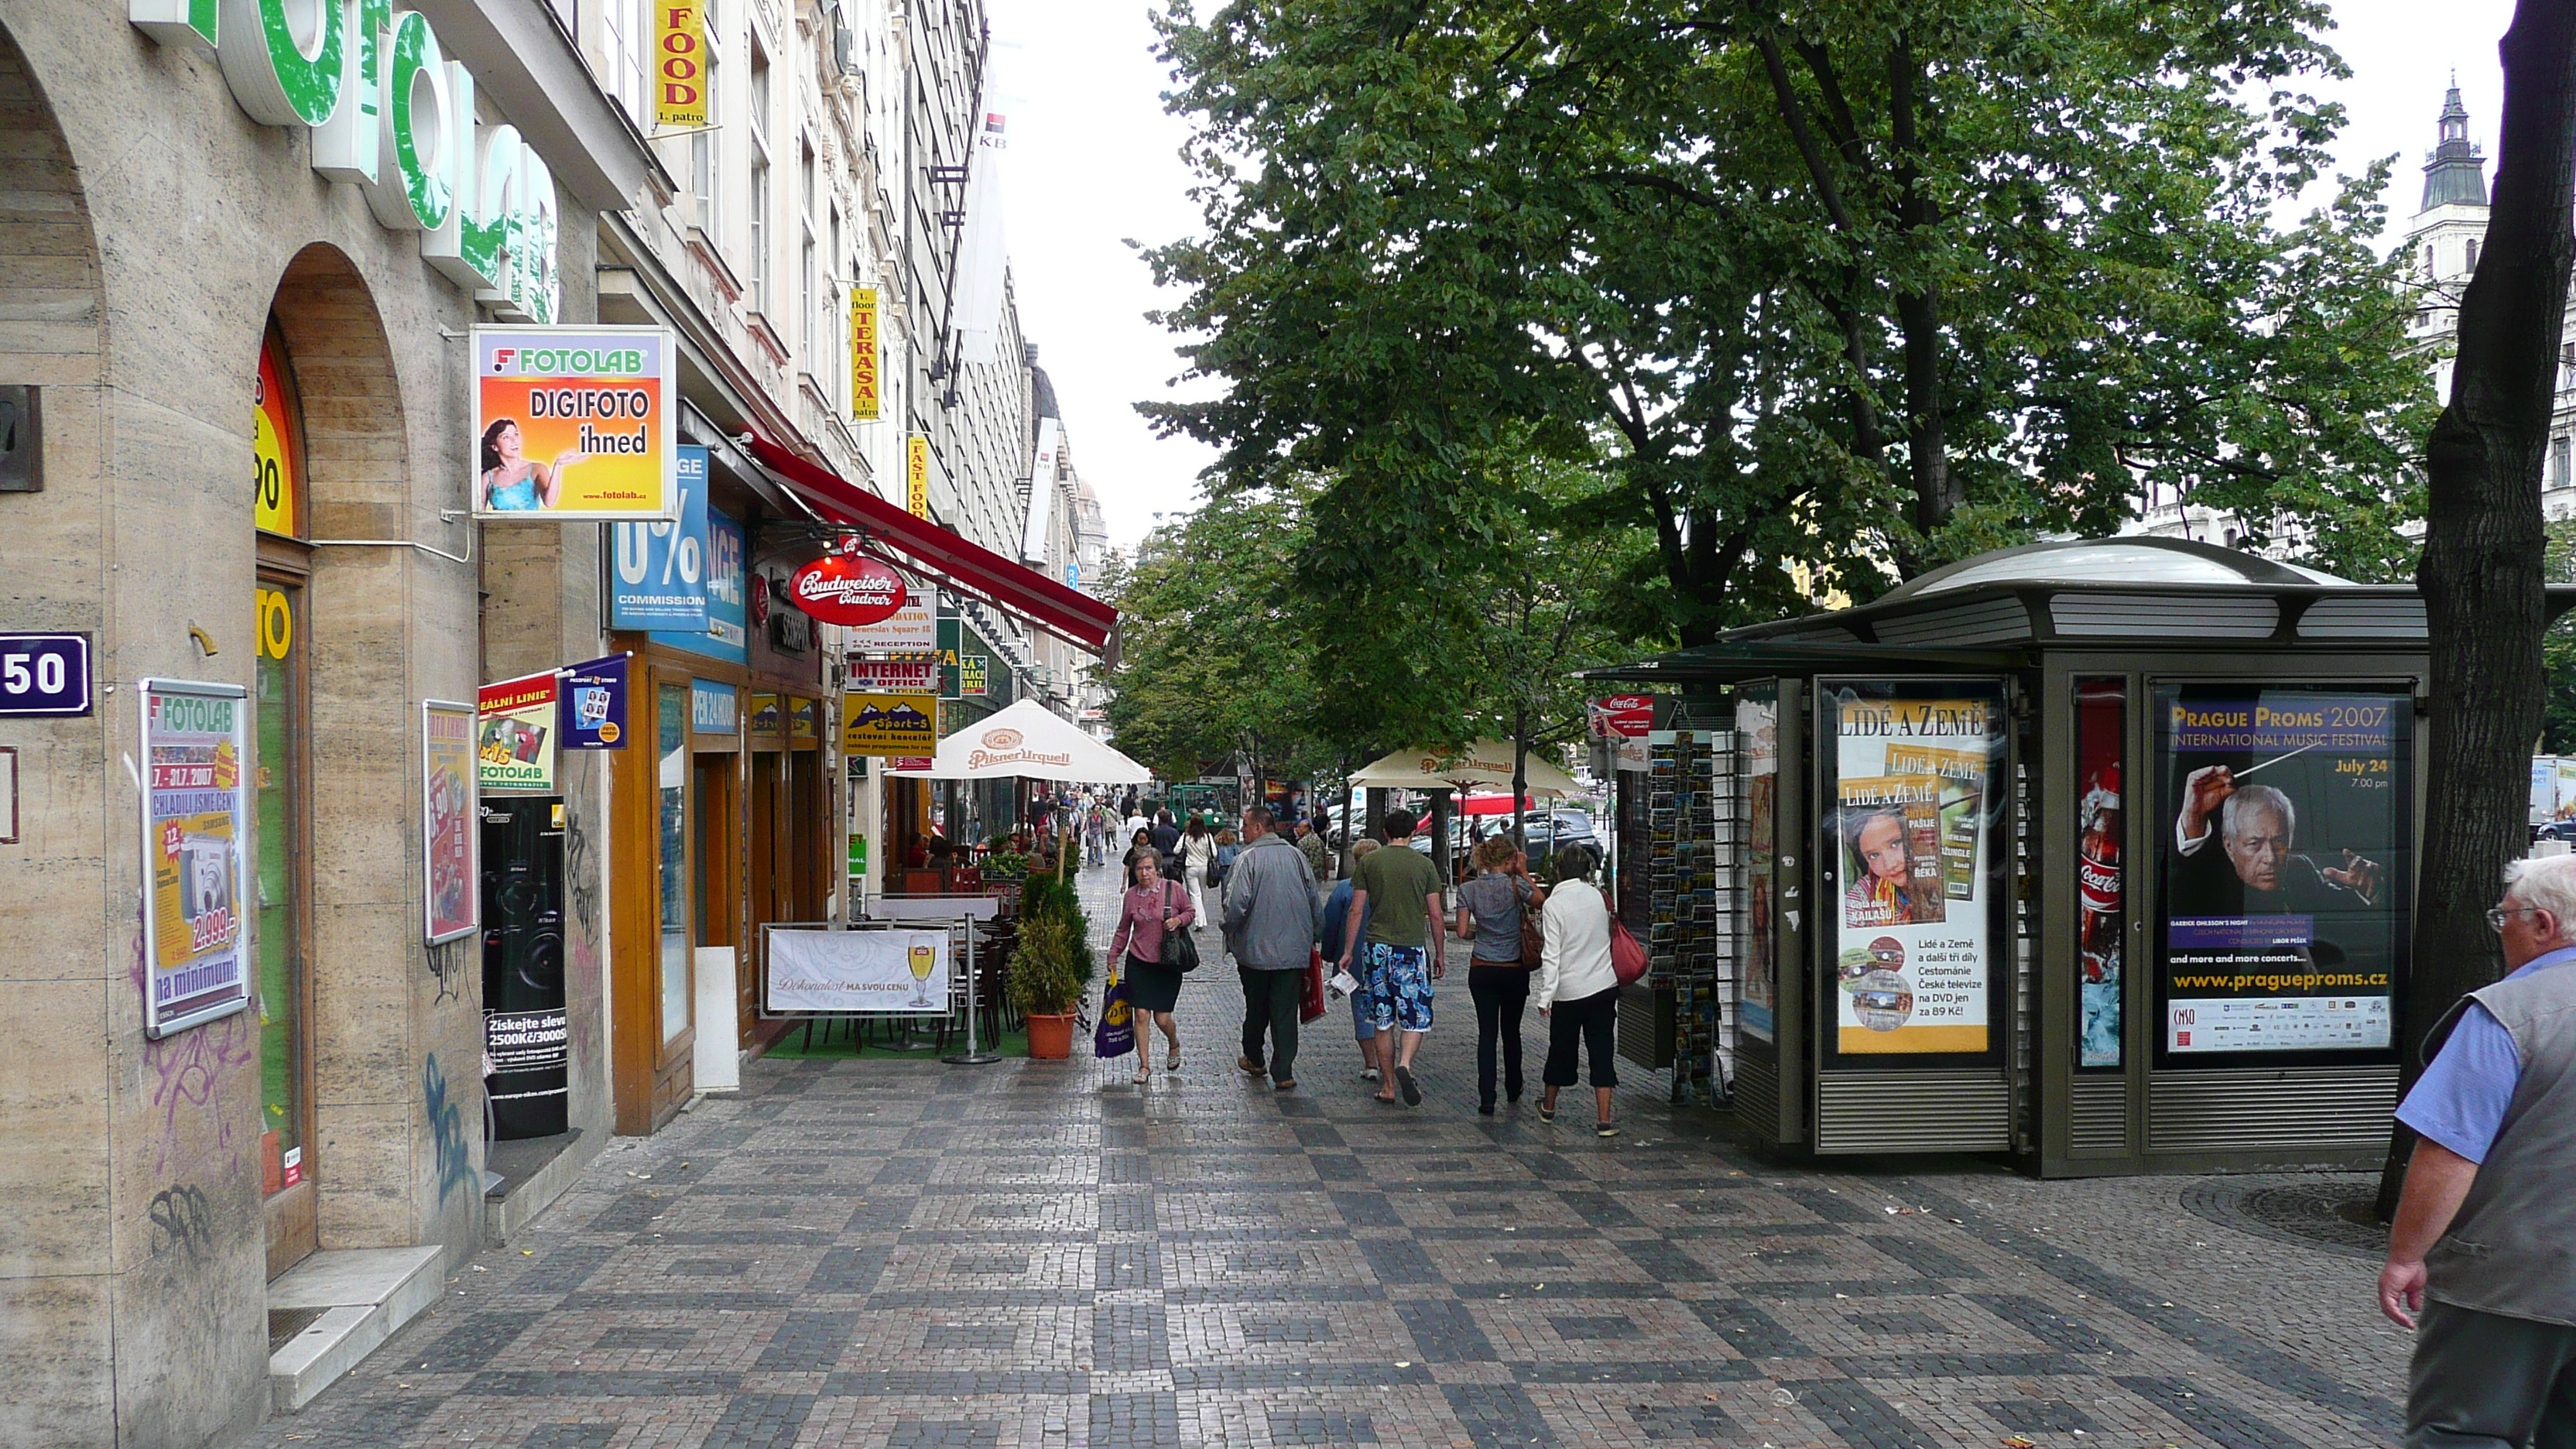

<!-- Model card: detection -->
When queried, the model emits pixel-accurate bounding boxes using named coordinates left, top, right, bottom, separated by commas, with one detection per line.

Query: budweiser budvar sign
left=790, top=554, right=907, bottom=626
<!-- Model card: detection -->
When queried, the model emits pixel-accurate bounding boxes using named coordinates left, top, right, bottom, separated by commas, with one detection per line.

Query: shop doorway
left=693, top=754, right=740, bottom=1049
left=253, top=322, right=315, bottom=1279
left=749, top=748, right=786, bottom=1041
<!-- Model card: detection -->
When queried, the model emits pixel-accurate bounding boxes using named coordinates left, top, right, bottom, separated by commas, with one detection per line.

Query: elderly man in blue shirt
left=2382, top=852, right=2576, bottom=1447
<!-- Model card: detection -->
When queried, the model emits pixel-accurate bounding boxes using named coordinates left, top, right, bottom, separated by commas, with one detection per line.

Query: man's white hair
left=2504, top=854, right=2576, bottom=945
left=2221, top=784, right=2296, bottom=844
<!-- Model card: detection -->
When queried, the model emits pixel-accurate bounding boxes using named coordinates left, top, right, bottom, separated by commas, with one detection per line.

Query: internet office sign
left=130, top=0, right=562, bottom=323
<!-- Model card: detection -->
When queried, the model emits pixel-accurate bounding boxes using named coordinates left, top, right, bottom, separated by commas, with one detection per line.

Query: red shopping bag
left=1300, top=947, right=1327, bottom=1023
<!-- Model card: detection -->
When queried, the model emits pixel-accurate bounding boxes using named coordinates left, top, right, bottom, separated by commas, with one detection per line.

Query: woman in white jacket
left=1535, top=844, right=1620, bottom=1136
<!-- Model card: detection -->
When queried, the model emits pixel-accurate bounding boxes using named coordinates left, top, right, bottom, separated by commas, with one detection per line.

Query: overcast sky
left=982, top=0, right=2519, bottom=551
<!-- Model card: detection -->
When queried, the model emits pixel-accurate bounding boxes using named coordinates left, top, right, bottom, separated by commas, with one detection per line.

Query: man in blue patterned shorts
left=1338, top=808, right=1447, bottom=1106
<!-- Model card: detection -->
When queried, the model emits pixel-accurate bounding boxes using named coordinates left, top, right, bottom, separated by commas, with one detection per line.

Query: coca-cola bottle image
left=2077, top=762, right=2122, bottom=985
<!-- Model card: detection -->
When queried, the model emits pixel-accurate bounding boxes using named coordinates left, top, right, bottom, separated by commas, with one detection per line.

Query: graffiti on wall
left=137, top=936, right=255, bottom=1175
left=148, top=1184, right=214, bottom=1262
left=423, top=1053, right=477, bottom=1203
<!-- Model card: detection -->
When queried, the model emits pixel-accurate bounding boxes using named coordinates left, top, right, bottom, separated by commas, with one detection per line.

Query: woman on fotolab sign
left=474, top=327, right=678, bottom=520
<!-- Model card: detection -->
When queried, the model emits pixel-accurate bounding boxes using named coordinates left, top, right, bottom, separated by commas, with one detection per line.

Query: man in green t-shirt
left=1338, top=808, right=1446, bottom=1105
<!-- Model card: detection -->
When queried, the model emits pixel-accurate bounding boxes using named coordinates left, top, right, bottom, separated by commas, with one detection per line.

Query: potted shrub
left=1006, top=913, right=1083, bottom=1059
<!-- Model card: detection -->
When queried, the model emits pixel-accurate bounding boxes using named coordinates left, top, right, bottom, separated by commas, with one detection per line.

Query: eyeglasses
left=2488, top=906, right=2545, bottom=933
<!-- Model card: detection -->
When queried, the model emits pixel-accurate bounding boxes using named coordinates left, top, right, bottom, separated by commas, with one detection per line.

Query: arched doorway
left=255, top=245, right=413, bottom=1273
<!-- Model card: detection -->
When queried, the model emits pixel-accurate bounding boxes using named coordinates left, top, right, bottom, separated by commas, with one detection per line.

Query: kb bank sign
left=130, top=0, right=561, bottom=323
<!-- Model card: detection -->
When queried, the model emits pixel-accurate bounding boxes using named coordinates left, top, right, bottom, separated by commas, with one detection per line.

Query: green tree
left=1102, top=481, right=1341, bottom=790
left=1147, top=0, right=2434, bottom=644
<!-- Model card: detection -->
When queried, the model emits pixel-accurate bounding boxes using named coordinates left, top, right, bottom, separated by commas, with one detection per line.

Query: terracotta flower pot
left=1026, top=1011, right=1077, bottom=1060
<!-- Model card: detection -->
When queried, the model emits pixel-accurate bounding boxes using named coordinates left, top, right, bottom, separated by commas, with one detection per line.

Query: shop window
left=658, top=682, right=691, bottom=1043
left=2074, top=679, right=2124, bottom=1069
left=1816, top=678, right=2009, bottom=1067
left=2150, top=683, right=2409, bottom=1066
left=255, top=580, right=308, bottom=1185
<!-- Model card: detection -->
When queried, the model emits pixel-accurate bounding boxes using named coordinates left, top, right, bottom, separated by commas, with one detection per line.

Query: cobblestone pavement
left=250, top=864, right=2410, bottom=1448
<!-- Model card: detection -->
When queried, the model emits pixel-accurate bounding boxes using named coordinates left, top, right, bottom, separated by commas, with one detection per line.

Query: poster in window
left=142, top=679, right=252, bottom=1037
left=423, top=700, right=478, bottom=945
left=2075, top=680, right=2125, bottom=1068
left=2156, top=686, right=2407, bottom=1059
left=1823, top=680, right=2006, bottom=1058
left=1736, top=688, right=1779, bottom=1042
left=478, top=671, right=560, bottom=792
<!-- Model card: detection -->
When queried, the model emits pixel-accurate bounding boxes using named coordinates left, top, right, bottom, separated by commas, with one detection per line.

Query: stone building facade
left=0, top=0, right=650, bottom=1442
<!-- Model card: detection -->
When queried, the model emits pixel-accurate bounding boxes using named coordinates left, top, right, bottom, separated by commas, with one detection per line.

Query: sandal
left=1166, top=1046, right=1182, bottom=1072
left=1132, top=1064, right=1151, bottom=1084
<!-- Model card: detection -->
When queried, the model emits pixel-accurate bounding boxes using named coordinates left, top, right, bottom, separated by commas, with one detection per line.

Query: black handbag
left=1159, top=881, right=1201, bottom=972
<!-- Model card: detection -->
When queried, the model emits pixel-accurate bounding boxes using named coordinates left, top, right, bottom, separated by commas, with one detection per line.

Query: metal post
left=944, top=915, right=997, bottom=1064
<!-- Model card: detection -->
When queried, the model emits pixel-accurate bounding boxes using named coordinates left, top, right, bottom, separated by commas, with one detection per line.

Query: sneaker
left=1595, top=1122, right=1619, bottom=1139
left=1537, top=1102, right=1557, bottom=1124
left=1393, top=1064, right=1422, bottom=1107
left=1237, top=1057, right=1266, bottom=1076
left=1360, top=1068, right=1381, bottom=1082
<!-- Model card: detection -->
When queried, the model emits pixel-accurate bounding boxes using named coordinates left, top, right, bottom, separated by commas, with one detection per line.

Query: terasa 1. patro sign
left=130, top=0, right=563, bottom=322
left=791, top=554, right=907, bottom=627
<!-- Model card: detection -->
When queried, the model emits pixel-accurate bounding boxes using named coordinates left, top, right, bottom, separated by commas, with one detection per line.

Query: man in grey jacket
left=1225, top=805, right=1324, bottom=1090
left=2381, top=853, right=2576, bottom=1445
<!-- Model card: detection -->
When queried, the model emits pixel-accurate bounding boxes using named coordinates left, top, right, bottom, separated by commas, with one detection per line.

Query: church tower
left=2422, top=79, right=2489, bottom=210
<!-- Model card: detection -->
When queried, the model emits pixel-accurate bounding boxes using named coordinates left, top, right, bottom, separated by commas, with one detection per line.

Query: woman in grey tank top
left=1454, top=836, right=1547, bottom=1115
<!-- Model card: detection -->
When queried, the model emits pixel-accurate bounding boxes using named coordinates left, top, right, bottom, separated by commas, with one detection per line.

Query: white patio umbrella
left=890, top=699, right=1152, bottom=784
left=1347, top=738, right=1581, bottom=797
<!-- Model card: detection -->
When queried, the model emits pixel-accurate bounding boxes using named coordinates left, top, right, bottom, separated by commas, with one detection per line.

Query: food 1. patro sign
left=474, top=327, right=677, bottom=521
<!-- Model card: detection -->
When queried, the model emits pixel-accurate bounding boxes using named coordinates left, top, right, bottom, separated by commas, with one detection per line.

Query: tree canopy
left=1146, top=0, right=2436, bottom=643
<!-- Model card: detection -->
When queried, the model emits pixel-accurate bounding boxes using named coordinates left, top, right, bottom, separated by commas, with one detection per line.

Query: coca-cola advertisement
left=2075, top=680, right=2124, bottom=1069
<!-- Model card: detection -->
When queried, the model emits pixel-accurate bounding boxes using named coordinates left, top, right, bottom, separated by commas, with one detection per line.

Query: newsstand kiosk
left=1593, top=537, right=2576, bottom=1177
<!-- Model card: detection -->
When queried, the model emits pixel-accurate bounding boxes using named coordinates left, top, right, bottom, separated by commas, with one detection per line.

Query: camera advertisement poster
left=142, top=680, right=252, bottom=1037
left=472, top=327, right=676, bottom=521
left=2156, top=687, right=2406, bottom=1058
left=1825, top=682, right=2004, bottom=1057
left=767, top=927, right=949, bottom=1014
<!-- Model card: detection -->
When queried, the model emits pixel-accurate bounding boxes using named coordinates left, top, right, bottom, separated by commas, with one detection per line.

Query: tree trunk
left=2376, top=0, right=2576, bottom=1220
left=1512, top=710, right=1530, bottom=857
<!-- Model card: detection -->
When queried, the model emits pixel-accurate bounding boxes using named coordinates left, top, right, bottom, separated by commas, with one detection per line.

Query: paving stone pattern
left=245, top=865, right=2409, bottom=1447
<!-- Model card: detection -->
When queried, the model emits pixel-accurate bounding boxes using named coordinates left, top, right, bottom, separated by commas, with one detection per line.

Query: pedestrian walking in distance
left=2381, top=853, right=2576, bottom=1444
left=1455, top=835, right=1546, bottom=1115
left=1297, top=817, right=1334, bottom=882
left=1224, top=806, right=1324, bottom=1091
left=1122, top=827, right=1157, bottom=887
left=1149, top=810, right=1180, bottom=861
left=1106, top=849, right=1194, bottom=1084
left=1324, top=840, right=1382, bottom=1081
left=1180, top=817, right=1218, bottom=925
left=1341, top=809, right=1447, bottom=1106
left=1536, top=844, right=1620, bottom=1136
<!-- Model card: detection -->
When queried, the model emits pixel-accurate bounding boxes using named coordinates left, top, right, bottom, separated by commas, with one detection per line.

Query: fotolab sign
left=130, top=0, right=561, bottom=323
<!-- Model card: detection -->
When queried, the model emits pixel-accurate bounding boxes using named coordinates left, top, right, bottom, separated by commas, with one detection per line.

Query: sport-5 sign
left=0, top=633, right=91, bottom=717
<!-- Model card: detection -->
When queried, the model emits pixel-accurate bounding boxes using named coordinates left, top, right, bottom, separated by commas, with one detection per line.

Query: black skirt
left=1124, top=954, right=1183, bottom=1013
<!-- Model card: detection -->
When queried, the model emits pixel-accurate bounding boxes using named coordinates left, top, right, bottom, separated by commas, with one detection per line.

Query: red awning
left=745, top=436, right=1118, bottom=657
